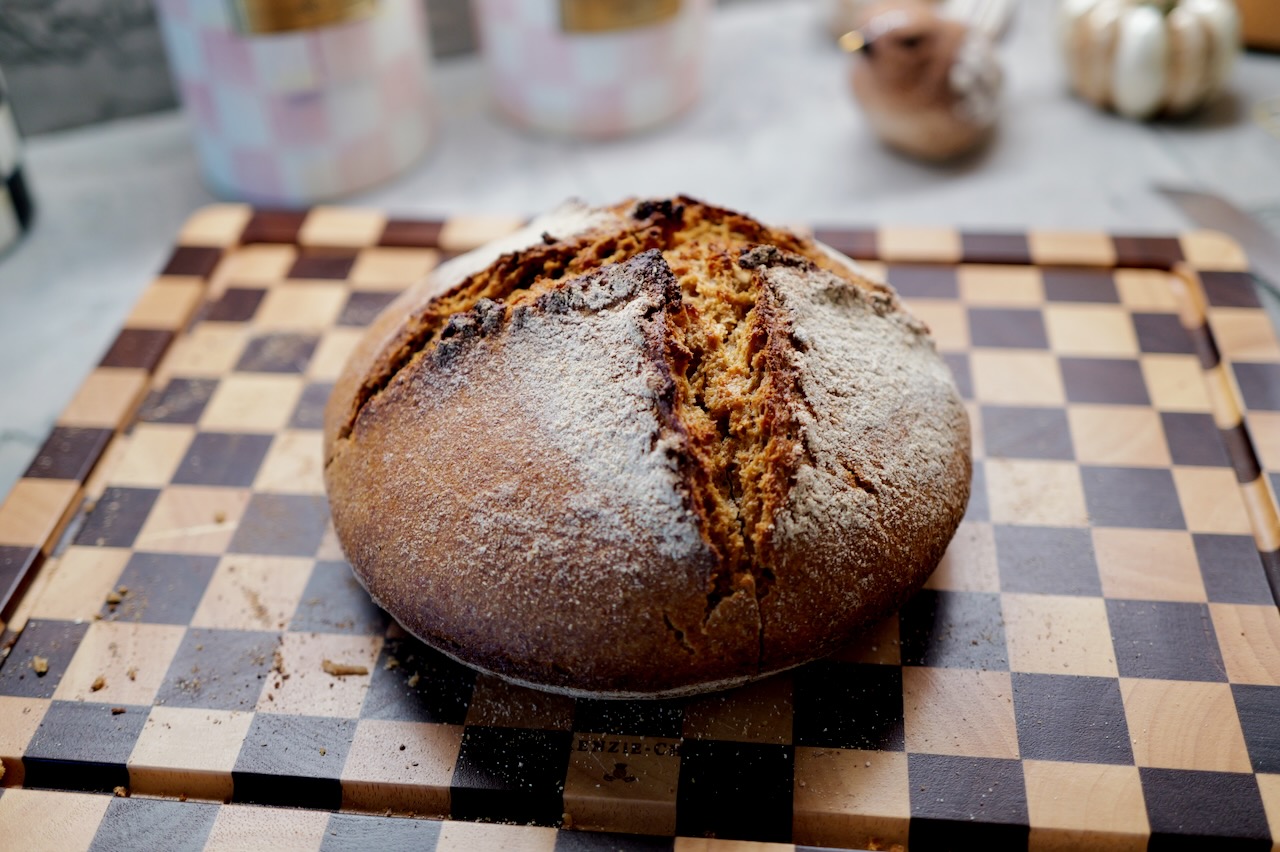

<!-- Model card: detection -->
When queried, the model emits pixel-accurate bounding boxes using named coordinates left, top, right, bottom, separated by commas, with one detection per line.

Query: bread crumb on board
left=90, top=675, right=106, bottom=692
left=113, top=786, right=129, bottom=798
left=127, top=666, right=138, bottom=681
left=111, top=707, right=126, bottom=715
left=32, top=656, right=49, bottom=676
left=321, top=659, right=369, bottom=677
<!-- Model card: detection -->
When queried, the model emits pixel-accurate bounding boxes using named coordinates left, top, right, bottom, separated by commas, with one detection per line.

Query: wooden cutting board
left=0, top=206, right=1278, bottom=852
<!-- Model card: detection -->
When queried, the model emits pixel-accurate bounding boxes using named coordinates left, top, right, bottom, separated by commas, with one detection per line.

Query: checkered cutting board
left=1, top=205, right=1279, bottom=852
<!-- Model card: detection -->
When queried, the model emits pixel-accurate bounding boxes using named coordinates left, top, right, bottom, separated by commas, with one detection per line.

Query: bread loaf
left=323, top=197, right=970, bottom=697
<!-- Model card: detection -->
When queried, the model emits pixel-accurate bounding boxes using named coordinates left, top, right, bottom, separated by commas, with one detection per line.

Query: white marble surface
left=1, top=0, right=1279, bottom=498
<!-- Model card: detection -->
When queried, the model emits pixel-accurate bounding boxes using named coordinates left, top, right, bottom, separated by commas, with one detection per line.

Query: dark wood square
left=235, top=333, right=319, bottom=373
left=240, top=210, right=306, bottom=245
left=233, top=714, right=356, bottom=809
left=102, top=552, right=219, bottom=624
left=362, top=636, right=475, bottom=725
left=202, top=287, right=266, bottom=323
left=1141, top=768, right=1270, bottom=851
left=24, top=700, right=150, bottom=793
left=960, top=232, right=1031, bottom=265
left=812, top=227, right=877, bottom=260
left=908, top=754, right=1029, bottom=847
left=173, top=432, right=273, bottom=488
left=1042, top=269, right=1120, bottom=303
left=22, top=426, right=113, bottom=482
left=337, top=291, right=399, bottom=327
left=1234, top=362, right=1280, bottom=411
left=900, top=590, right=1008, bottom=671
left=288, top=250, right=358, bottom=280
left=968, top=308, right=1049, bottom=349
left=554, top=831, right=674, bottom=851
left=886, top=265, right=958, bottom=299
left=1111, top=236, right=1184, bottom=269
left=675, top=740, right=794, bottom=843
left=155, top=627, right=277, bottom=710
left=792, top=661, right=904, bottom=750
left=289, top=560, right=388, bottom=635
left=162, top=246, right=223, bottom=278
left=1133, top=313, right=1195, bottom=355
left=1195, top=534, right=1276, bottom=605
left=1200, top=271, right=1262, bottom=309
left=1012, top=673, right=1133, bottom=764
left=380, top=218, right=444, bottom=248
left=451, top=727, right=573, bottom=826
left=0, top=544, right=41, bottom=619
left=73, top=487, right=161, bottom=548
left=572, top=697, right=686, bottom=738
left=89, top=797, right=219, bottom=852
left=321, top=813, right=442, bottom=851
left=1161, top=412, right=1230, bottom=467
left=1232, top=685, right=1280, bottom=774
left=289, top=381, right=334, bottom=430
left=1082, top=466, right=1186, bottom=529
left=1107, top=601, right=1226, bottom=681
left=995, top=525, right=1101, bottom=596
left=0, top=619, right=90, bottom=698
left=982, top=405, right=1075, bottom=460
left=229, top=494, right=330, bottom=556
left=98, top=328, right=174, bottom=371
left=136, top=378, right=219, bottom=424
left=1060, top=358, right=1151, bottom=405
left=965, top=459, right=989, bottom=523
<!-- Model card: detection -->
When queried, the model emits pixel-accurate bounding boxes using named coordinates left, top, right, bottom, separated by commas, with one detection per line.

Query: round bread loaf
left=323, top=197, right=971, bottom=698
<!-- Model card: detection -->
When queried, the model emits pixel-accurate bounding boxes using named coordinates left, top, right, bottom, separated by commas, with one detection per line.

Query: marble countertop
left=2, top=0, right=1279, bottom=498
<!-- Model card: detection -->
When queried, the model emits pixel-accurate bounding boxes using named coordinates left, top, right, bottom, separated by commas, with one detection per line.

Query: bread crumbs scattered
left=178, top=794, right=187, bottom=802
left=91, top=675, right=106, bottom=692
left=111, top=707, right=126, bottom=715
left=406, top=673, right=420, bottom=688
left=0, top=762, right=6, bottom=782
left=113, top=786, right=129, bottom=798
left=319, top=747, right=326, bottom=756
left=322, top=659, right=368, bottom=677
left=384, top=657, right=400, bottom=670
left=32, top=656, right=49, bottom=676
left=214, top=511, right=226, bottom=524
left=127, top=667, right=138, bottom=681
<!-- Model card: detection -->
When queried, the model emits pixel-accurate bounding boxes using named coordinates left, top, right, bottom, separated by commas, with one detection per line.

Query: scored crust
left=323, top=197, right=971, bottom=697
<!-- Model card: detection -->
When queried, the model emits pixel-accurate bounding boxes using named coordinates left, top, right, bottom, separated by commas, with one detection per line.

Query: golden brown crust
left=324, top=197, right=971, bottom=697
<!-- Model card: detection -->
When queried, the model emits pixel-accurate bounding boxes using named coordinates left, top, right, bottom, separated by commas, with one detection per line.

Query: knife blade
left=1155, top=186, right=1280, bottom=299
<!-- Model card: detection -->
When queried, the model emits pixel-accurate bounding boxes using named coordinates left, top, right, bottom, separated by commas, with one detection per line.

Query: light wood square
left=110, top=423, right=195, bottom=488
left=200, top=374, right=303, bottom=433
left=191, top=555, right=314, bottom=631
left=315, top=519, right=346, bottom=562
left=437, top=821, right=556, bottom=852
left=966, top=400, right=985, bottom=460
left=1210, top=603, right=1280, bottom=686
left=254, top=283, right=347, bottom=330
left=134, top=486, right=250, bottom=555
left=59, top=368, right=148, bottom=429
left=986, top=460, right=1088, bottom=527
left=0, top=478, right=80, bottom=549
left=465, top=674, right=575, bottom=730
left=258, top=631, right=382, bottom=717
left=1044, top=305, right=1139, bottom=357
left=128, top=707, right=255, bottom=801
left=877, top=226, right=961, bottom=263
left=958, top=265, right=1045, bottom=306
left=350, top=247, right=440, bottom=289
left=682, top=674, right=793, bottom=744
left=437, top=214, right=526, bottom=252
left=1141, top=355, right=1211, bottom=412
left=854, top=260, right=886, bottom=280
left=52, top=621, right=186, bottom=705
left=793, top=748, right=909, bottom=850
left=342, top=719, right=461, bottom=816
left=902, top=667, right=1018, bottom=759
left=1121, top=678, right=1251, bottom=772
left=1251, top=412, right=1280, bottom=472
left=1173, top=467, right=1253, bottom=534
left=253, top=430, right=325, bottom=495
left=0, top=788, right=111, bottom=852
left=829, top=613, right=901, bottom=665
left=156, top=324, right=249, bottom=381
left=0, top=696, right=49, bottom=785
left=1024, top=761, right=1148, bottom=850
left=1258, top=774, right=1280, bottom=847
left=1210, top=309, right=1280, bottom=361
left=1003, top=593, right=1118, bottom=677
left=204, top=804, right=330, bottom=852
left=216, top=244, right=296, bottom=284
left=125, top=279, right=205, bottom=330
left=1028, top=231, right=1116, bottom=267
left=1115, top=269, right=1180, bottom=312
left=565, top=733, right=681, bottom=835
left=925, top=521, right=999, bottom=593
left=308, top=328, right=365, bottom=381
left=298, top=206, right=386, bottom=248
left=179, top=204, right=252, bottom=247
left=1093, top=529, right=1205, bottom=602
left=28, top=547, right=130, bottom=622
left=1180, top=230, right=1249, bottom=271
left=903, top=300, right=968, bottom=351
left=971, top=351, right=1066, bottom=406
left=1068, top=405, right=1170, bottom=467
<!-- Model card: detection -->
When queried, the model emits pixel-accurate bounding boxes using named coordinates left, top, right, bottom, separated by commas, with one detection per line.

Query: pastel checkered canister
left=155, top=0, right=436, bottom=205
left=473, top=0, right=712, bottom=138
left=0, top=69, right=34, bottom=255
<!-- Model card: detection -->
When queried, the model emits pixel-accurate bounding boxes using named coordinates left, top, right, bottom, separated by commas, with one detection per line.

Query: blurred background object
left=471, top=0, right=712, bottom=138
left=1237, top=0, right=1280, bottom=50
left=153, top=0, right=436, bottom=204
left=1059, top=0, right=1242, bottom=121
left=0, top=68, right=35, bottom=257
left=844, top=0, right=1005, bottom=161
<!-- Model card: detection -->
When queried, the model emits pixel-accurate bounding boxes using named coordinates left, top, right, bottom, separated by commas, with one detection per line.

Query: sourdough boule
left=323, top=197, right=970, bottom=698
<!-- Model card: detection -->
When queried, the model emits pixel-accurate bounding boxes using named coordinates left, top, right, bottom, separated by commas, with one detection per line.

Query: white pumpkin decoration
left=1059, top=0, right=1241, bottom=120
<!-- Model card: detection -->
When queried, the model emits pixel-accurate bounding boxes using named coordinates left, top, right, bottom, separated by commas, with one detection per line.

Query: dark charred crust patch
left=633, top=198, right=684, bottom=222
left=738, top=244, right=815, bottom=271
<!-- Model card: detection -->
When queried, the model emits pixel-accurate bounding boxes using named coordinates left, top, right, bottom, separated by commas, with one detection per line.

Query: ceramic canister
left=0, top=69, right=34, bottom=255
left=472, top=0, right=713, bottom=138
left=155, top=0, right=436, bottom=205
